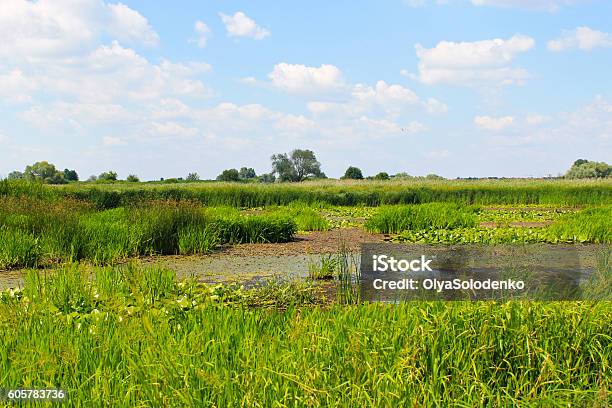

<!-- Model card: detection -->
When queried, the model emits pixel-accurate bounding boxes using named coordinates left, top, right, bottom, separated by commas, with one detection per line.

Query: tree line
left=4, top=151, right=610, bottom=184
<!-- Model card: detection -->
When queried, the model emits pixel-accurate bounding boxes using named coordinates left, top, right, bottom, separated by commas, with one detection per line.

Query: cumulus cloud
left=0, top=0, right=158, bottom=62
left=219, top=11, right=270, bottom=40
left=474, top=115, right=515, bottom=131
left=268, top=63, right=345, bottom=94
left=413, top=34, right=535, bottom=86
left=548, top=27, right=612, bottom=52
left=193, top=21, right=212, bottom=48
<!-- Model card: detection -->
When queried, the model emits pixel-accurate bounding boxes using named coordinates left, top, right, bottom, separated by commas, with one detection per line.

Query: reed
left=0, top=263, right=609, bottom=407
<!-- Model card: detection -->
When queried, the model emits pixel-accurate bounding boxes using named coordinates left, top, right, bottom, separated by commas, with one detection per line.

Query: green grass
left=365, top=203, right=479, bottom=234
left=0, top=200, right=297, bottom=268
left=396, top=206, right=612, bottom=244
left=0, top=263, right=609, bottom=406
left=3, top=178, right=612, bottom=207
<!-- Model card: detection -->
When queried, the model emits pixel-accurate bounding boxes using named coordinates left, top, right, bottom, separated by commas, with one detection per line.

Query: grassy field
left=0, top=263, right=610, bottom=407
left=2, top=178, right=612, bottom=207
left=0, top=179, right=611, bottom=406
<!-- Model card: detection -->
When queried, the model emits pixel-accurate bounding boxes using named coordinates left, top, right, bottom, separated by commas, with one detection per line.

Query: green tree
left=63, top=168, right=79, bottom=182
left=425, top=173, right=445, bottom=180
left=7, top=171, right=23, bottom=180
left=565, top=160, right=611, bottom=179
left=373, top=172, right=390, bottom=180
left=126, top=174, right=140, bottom=182
left=216, top=169, right=240, bottom=182
left=186, top=172, right=200, bottom=181
left=342, top=166, right=364, bottom=180
left=23, top=161, right=66, bottom=184
left=98, top=171, right=118, bottom=182
left=271, top=149, right=324, bottom=182
left=239, top=167, right=257, bottom=180
left=258, top=173, right=276, bottom=183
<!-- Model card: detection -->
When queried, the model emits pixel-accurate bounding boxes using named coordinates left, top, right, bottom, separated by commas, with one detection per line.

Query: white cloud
left=0, top=69, right=36, bottom=104
left=548, top=27, right=612, bottom=52
left=471, top=0, right=584, bottom=12
left=268, top=63, right=345, bottom=94
left=106, top=3, right=159, bottom=46
left=193, top=21, right=212, bottom=48
left=474, top=115, right=515, bottom=131
left=219, top=11, right=270, bottom=40
left=0, top=0, right=158, bottom=62
left=149, top=122, right=198, bottom=139
left=414, top=34, right=535, bottom=86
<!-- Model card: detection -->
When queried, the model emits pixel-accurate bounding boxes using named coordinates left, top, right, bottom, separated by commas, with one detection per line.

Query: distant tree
left=24, top=161, right=57, bottom=181
left=258, top=173, right=276, bottom=183
left=565, top=160, right=611, bottom=179
left=373, top=172, right=390, bottom=180
left=271, top=149, right=324, bottom=182
left=342, top=166, right=364, bottom=180
left=98, top=171, right=118, bottom=182
left=7, top=171, right=23, bottom=180
left=126, top=174, right=140, bottom=182
left=393, top=172, right=412, bottom=179
left=217, top=168, right=240, bottom=182
left=573, top=159, right=589, bottom=167
left=425, top=173, right=445, bottom=180
left=239, top=167, right=257, bottom=180
left=23, top=161, right=66, bottom=184
left=186, top=172, right=200, bottom=181
left=63, top=168, right=79, bottom=182
left=86, top=175, right=98, bottom=182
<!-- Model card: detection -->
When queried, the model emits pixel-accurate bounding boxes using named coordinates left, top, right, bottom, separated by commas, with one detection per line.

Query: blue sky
left=0, top=0, right=611, bottom=180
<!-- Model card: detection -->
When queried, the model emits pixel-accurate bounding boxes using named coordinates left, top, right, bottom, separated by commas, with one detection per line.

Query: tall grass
left=548, top=205, right=612, bottom=244
left=0, top=200, right=296, bottom=268
left=0, top=264, right=609, bottom=406
left=3, top=179, right=612, bottom=207
left=365, top=203, right=479, bottom=233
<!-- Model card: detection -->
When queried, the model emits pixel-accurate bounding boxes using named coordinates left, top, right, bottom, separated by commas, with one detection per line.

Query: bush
left=342, top=166, right=364, bottom=180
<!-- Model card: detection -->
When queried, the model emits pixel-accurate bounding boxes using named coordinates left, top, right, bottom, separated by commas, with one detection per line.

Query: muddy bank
left=212, top=228, right=388, bottom=257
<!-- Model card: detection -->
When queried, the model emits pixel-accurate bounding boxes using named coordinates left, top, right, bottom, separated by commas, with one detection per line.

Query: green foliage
left=239, top=167, right=256, bottom=180
left=23, top=161, right=66, bottom=184
left=373, top=172, right=390, bottom=180
left=271, top=149, right=324, bottom=182
left=216, top=168, right=240, bottom=182
left=308, top=254, right=338, bottom=279
left=98, top=171, right=118, bottom=182
left=0, top=200, right=297, bottom=268
left=7, top=171, right=23, bottom=180
left=63, top=169, right=79, bottom=182
left=0, top=227, right=41, bottom=269
left=366, top=203, right=479, bottom=233
left=342, top=166, right=364, bottom=180
left=186, top=172, right=200, bottom=181
left=1, top=264, right=609, bottom=406
left=565, top=160, right=611, bottom=179
left=4, top=178, right=612, bottom=207
left=548, top=206, right=612, bottom=244
left=126, top=174, right=140, bottom=182
left=257, top=173, right=276, bottom=183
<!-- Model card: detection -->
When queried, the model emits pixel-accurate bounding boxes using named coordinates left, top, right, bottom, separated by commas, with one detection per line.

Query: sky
left=0, top=0, right=611, bottom=180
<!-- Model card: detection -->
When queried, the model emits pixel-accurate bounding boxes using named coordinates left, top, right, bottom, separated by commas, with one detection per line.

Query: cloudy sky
left=1, top=0, right=611, bottom=180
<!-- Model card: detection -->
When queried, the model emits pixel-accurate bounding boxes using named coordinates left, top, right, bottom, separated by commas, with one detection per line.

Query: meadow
left=0, top=178, right=611, bottom=406
left=0, top=263, right=610, bottom=407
